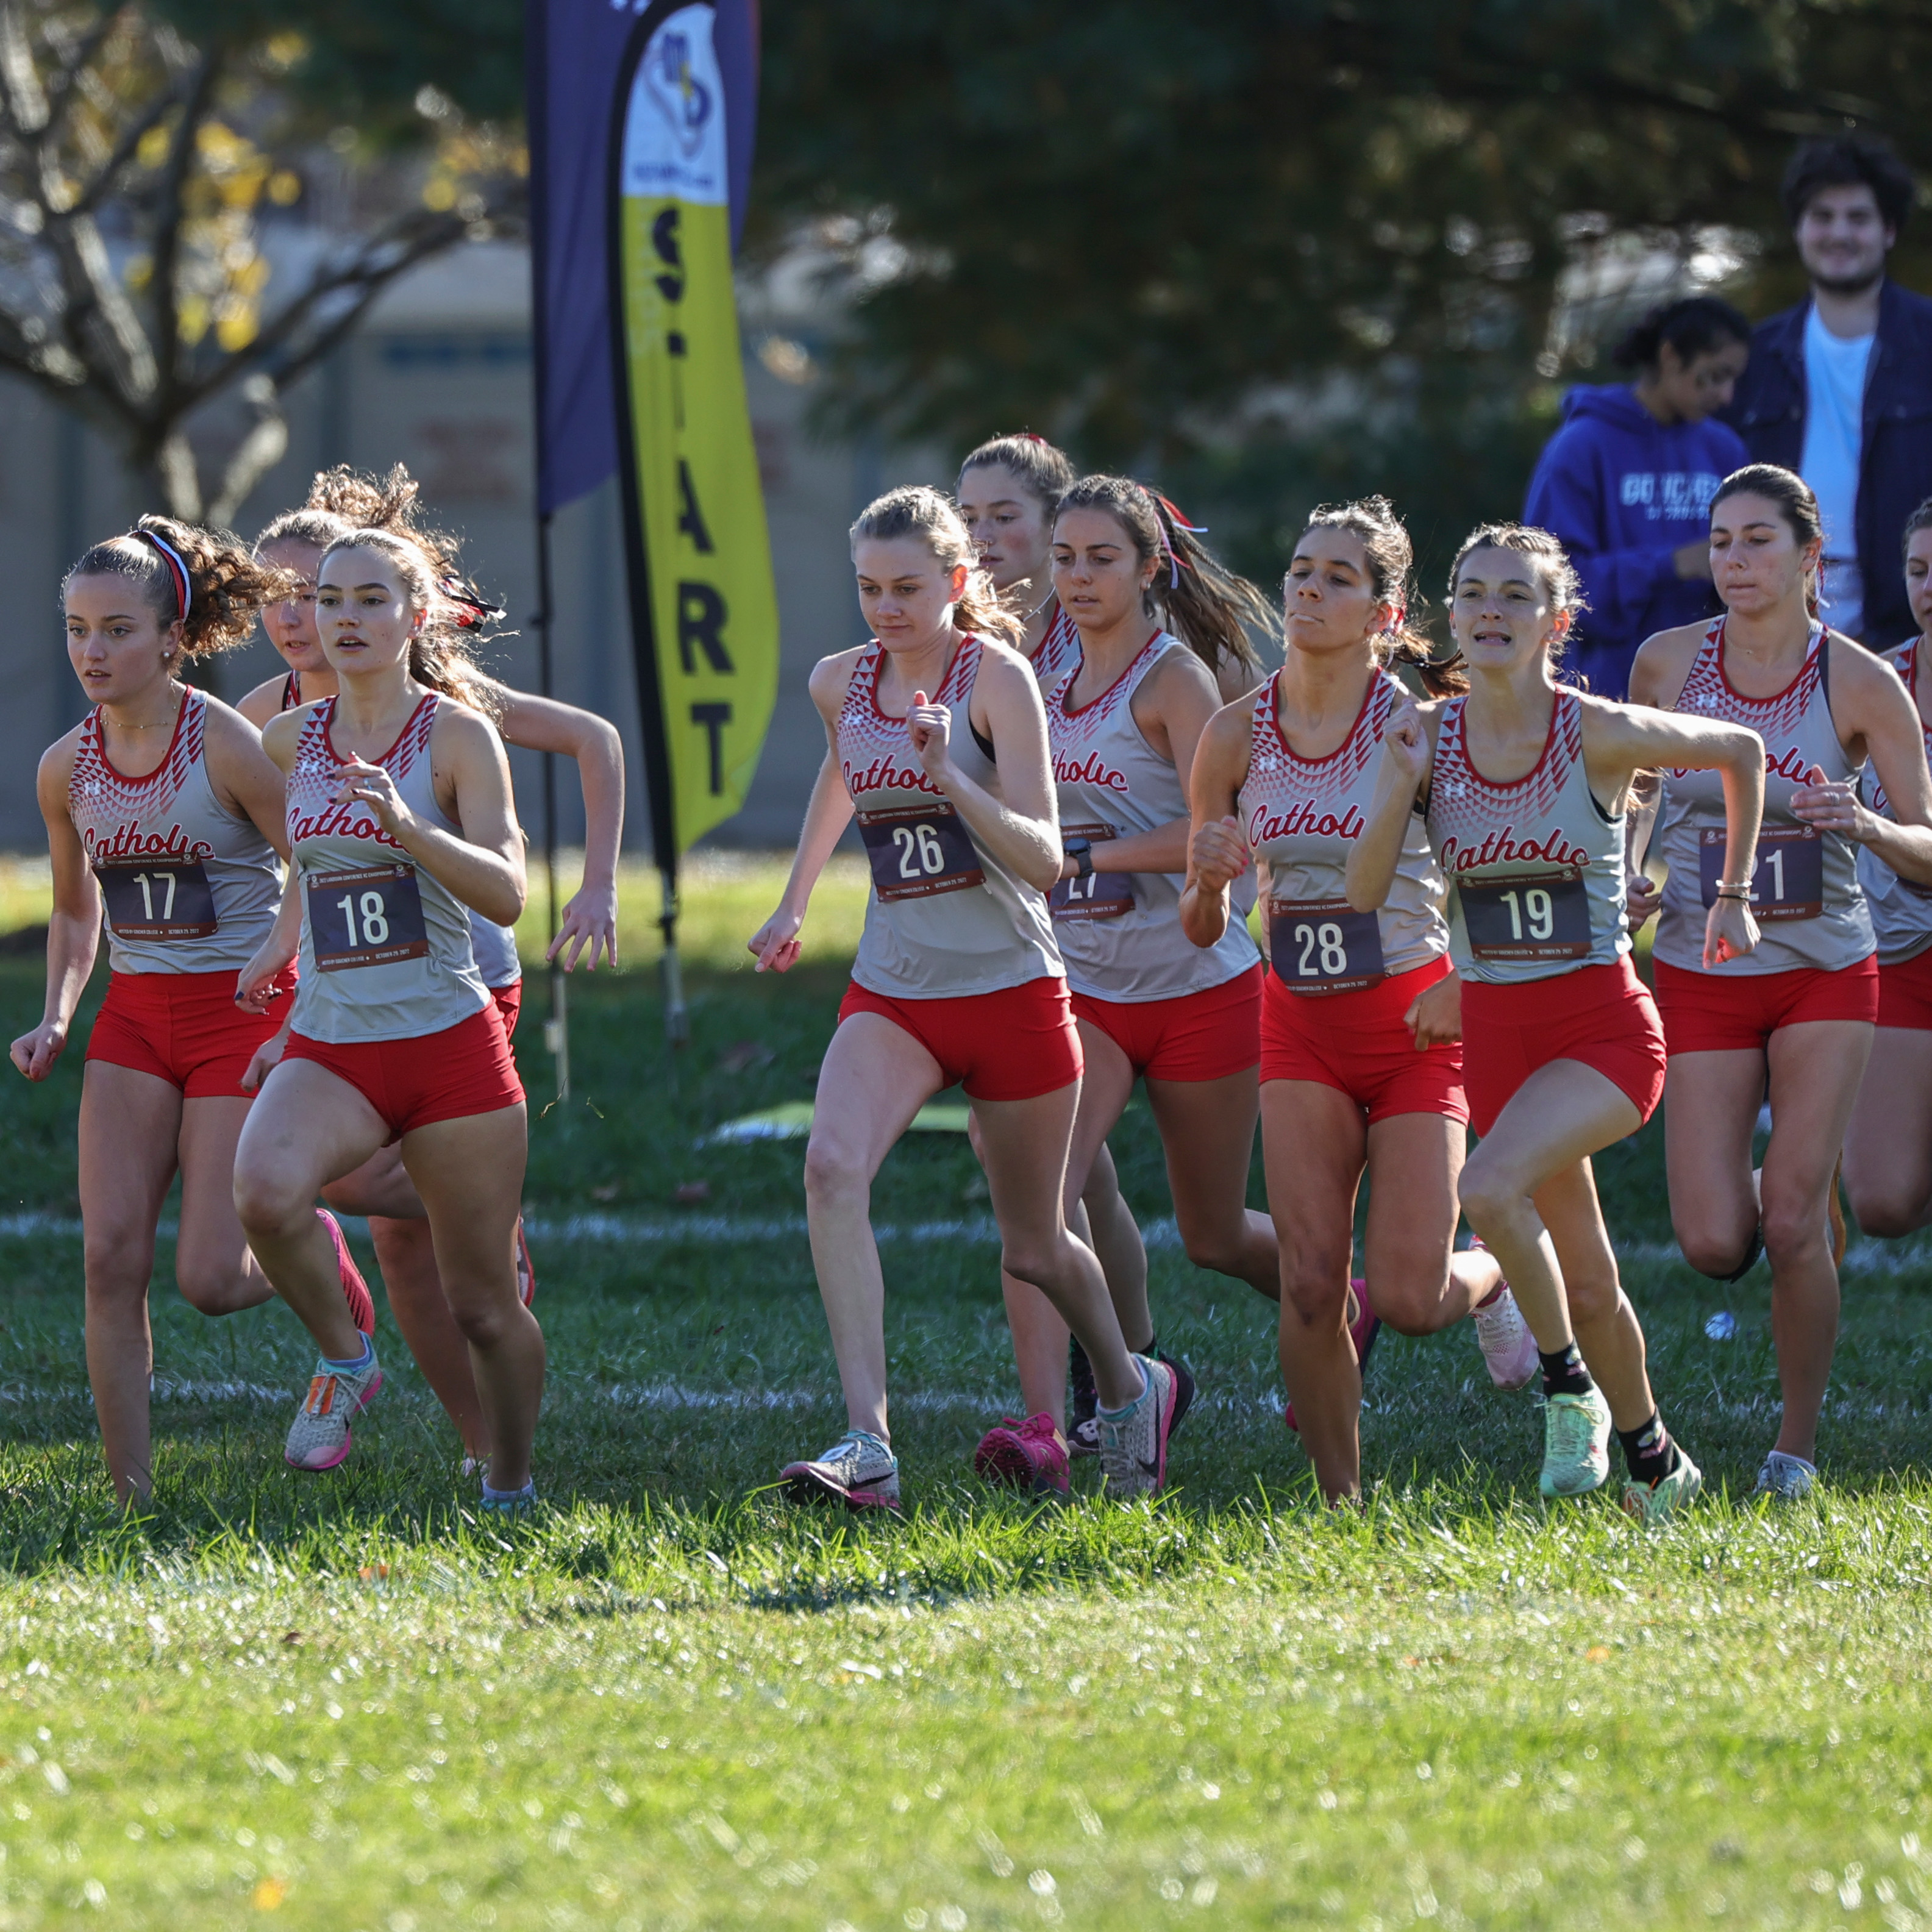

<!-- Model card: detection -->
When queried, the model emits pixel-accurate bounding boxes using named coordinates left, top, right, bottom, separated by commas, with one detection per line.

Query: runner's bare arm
left=1345, top=697, right=1438, bottom=913
left=1792, top=641, right=1932, bottom=886
left=493, top=689, right=626, bottom=971
left=1091, top=648, right=1223, bottom=879
left=11, top=741, right=99, bottom=1081
left=234, top=674, right=289, bottom=731
left=203, top=700, right=293, bottom=861
left=1179, top=699, right=1255, bottom=950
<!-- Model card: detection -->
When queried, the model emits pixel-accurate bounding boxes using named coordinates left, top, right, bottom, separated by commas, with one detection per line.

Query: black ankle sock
left=1617, top=1410, right=1679, bottom=1487
left=1539, top=1343, right=1593, bottom=1399
left=1131, top=1331, right=1157, bottom=1359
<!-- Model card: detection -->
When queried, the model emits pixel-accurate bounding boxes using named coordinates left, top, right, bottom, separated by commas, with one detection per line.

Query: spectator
left=1523, top=296, right=1751, bottom=697
left=1726, top=134, right=1932, bottom=646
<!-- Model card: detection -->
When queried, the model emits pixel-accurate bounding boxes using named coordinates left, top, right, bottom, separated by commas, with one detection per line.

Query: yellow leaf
left=250, top=1877, right=287, bottom=1910
left=268, top=170, right=301, bottom=206
left=137, top=127, right=169, bottom=169
left=422, top=176, right=457, bottom=212
left=1585, top=1645, right=1611, bottom=1663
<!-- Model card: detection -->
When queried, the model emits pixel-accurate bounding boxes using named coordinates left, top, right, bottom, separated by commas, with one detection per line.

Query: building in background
left=0, top=240, right=930, bottom=854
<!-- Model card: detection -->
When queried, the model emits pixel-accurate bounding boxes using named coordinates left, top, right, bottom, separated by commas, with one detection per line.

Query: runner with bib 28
left=1185, top=497, right=1536, bottom=1506
left=1349, top=522, right=1766, bottom=1522
left=749, top=486, right=1176, bottom=1509
left=1630, top=463, right=1932, bottom=1503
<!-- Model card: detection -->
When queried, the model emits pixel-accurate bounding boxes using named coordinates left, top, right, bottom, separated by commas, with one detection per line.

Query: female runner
left=1349, top=522, right=1766, bottom=1520
left=1629, top=465, right=1932, bottom=1501
left=1185, top=498, right=1538, bottom=1505
left=231, top=527, right=543, bottom=1508
left=238, top=468, right=619, bottom=1461
left=957, top=434, right=1079, bottom=685
left=9, top=517, right=371, bottom=1503
left=1844, top=501, right=1932, bottom=1236
left=748, top=485, right=1175, bottom=1508
left=972, top=476, right=1278, bottom=1492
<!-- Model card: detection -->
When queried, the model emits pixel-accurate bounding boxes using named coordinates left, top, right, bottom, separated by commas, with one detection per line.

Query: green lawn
left=0, top=856, right=1927, bottom=1929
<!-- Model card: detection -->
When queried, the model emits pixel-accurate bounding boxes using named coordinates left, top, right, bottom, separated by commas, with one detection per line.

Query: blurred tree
left=753, top=0, right=1932, bottom=584
left=0, top=0, right=523, bottom=523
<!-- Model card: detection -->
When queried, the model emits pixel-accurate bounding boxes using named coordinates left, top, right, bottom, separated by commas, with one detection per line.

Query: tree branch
left=144, top=38, right=218, bottom=408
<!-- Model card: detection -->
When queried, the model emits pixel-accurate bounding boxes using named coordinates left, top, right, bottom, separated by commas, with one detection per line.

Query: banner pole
left=533, top=510, right=571, bottom=1102
left=659, top=866, right=688, bottom=1049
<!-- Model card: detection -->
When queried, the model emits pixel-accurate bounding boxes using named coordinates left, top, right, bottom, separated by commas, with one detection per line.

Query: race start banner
left=527, top=0, right=772, bottom=873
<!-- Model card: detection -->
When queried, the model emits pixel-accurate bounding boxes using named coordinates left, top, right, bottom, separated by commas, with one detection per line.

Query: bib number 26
left=857, top=804, right=986, bottom=903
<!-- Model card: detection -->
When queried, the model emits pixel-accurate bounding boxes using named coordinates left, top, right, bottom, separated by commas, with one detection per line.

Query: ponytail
left=849, top=485, right=1025, bottom=650
left=66, top=514, right=294, bottom=657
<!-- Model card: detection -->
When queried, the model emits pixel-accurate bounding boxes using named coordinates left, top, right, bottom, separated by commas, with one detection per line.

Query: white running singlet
left=1858, top=636, right=1932, bottom=966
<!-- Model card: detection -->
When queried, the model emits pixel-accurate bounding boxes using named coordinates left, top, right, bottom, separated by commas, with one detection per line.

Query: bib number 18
left=307, top=863, right=430, bottom=970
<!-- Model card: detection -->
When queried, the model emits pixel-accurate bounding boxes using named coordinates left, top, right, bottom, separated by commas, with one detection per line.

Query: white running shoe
left=285, top=1350, right=384, bottom=1472
left=1753, top=1449, right=1817, bottom=1502
left=1539, top=1385, right=1611, bottom=1497
left=1097, top=1354, right=1177, bottom=1500
left=781, top=1430, right=900, bottom=1510
left=1472, top=1284, right=1539, bottom=1392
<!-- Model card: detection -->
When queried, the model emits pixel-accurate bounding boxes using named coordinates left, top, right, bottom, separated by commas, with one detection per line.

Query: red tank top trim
left=75, top=687, right=203, bottom=794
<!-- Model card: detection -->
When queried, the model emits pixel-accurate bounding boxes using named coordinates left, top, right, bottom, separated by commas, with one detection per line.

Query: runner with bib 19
left=1349, top=522, right=1766, bottom=1522
left=231, top=526, right=543, bottom=1512
left=1630, top=463, right=1932, bottom=1502
left=1842, top=499, right=1932, bottom=1239
left=9, top=518, right=372, bottom=1504
left=748, top=486, right=1177, bottom=1508
left=970, top=476, right=1278, bottom=1495
left=1185, top=497, right=1539, bottom=1506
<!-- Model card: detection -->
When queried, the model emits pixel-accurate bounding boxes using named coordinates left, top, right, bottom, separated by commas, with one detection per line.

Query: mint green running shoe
left=1539, top=1386, right=1611, bottom=1497
left=1623, top=1447, right=1702, bottom=1525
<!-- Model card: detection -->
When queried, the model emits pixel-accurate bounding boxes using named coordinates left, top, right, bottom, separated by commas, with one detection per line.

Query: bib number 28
left=307, top=863, right=430, bottom=971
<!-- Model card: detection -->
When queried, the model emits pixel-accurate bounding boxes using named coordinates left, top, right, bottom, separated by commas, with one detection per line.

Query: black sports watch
left=1065, top=837, right=1094, bottom=880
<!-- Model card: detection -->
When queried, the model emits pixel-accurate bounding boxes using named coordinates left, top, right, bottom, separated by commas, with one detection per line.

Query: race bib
left=1699, top=825, right=1824, bottom=921
left=1267, top=897, right=1385, bottom=994
left=96, top=860, right=216, bottom=939
left=306, top=863, right=430, bottom=971
left=1049, top=822, right=1134, bottom=921
left=857, top=804, right=985, bottom=903
left=1460, top=867, right=1592, bottom=963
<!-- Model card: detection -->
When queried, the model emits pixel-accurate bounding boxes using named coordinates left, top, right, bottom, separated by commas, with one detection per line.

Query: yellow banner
left=616, top=4, right=778, bottom=857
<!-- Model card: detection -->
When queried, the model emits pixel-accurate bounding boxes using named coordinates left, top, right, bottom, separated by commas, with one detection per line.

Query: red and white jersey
left=1241, top=669, right=1447, bottom=996
left=1858, top=635, right=1932, bottom=964
left=1028, top=603, right=1079, bottom=692
left=838, top=635, right=1060, bottom=1000
left=68, top=687, right=281, bottom=975
left=1656, top=618, right=1872, bottom=975
left=1427, top=688, right=1630, bottom=986
left=1046, top=630, right=1257, bottom=1001
left=285, top=695, right=490, bottom=1043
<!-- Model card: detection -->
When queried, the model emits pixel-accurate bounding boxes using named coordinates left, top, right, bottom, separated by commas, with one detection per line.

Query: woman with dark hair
left=956, top=435, right=1080, bottom=687
left=1524, top=295, right=1751, bottom=697
left=1630, top=463, right=1932, bottom=1502
left=1184, top=498, right=1539, bottom=1505
left=1844, top=499, right=1932, bottom=1236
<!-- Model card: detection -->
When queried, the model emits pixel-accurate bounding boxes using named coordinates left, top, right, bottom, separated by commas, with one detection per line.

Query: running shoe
left=1067, top=1338, right=1099, bottom=1458
left=1160, top=1344, right=1197, bottom=1436
left=317, top=1208, right=376, bottom=1336
left=1472, top=1282, right=1539, bottom=1392
left=1753, top=1449, right=1817, bottom=1502
left=514, top=1215, right=536, bottom=1308
left=1285, top=1279, right=1379, bottom=1433
left=1539, top=1385, right=1611, bottom=1497
left=1097, top=1353, right=1177, bottom=1499
left=780, top=1430, right=900, bottom=1511
left=284, top=1349, right=384, bottom=1472
left=972, top=1413, right=1071, bottom=1495
left=480, top=1480, right=538, bottom=1517
left=1828, top=1157, right=1847, bottom=1271
left=1622, top=1445, right=1703, bottom=1525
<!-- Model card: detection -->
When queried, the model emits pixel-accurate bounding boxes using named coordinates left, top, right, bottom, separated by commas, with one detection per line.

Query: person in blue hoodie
left=1524, top=296, right=1752, bottom=697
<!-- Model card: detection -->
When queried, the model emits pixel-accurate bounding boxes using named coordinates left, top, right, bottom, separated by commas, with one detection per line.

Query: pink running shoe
left=317, top=1208, right=376, bottom=1336
left=973, top=1413, right=1071, bottom=1495
left=514, top=1215, right=536, bottom=1308
left=1285, top=1277, right=1381, bottom=1434
left=1468, top=1239, right=1538, bottom=1391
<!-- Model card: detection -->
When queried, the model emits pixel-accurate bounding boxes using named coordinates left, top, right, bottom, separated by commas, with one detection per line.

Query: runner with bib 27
left=10, top=517, right=372, bottom=1504
left=749, top=487, right=1176, bottom=1508
left=1349, top=522, right=1766, bottom=1522
left=1185, top=497, right=1536, bottom=1506
left=1630, top=463, right=1932, bottom=1503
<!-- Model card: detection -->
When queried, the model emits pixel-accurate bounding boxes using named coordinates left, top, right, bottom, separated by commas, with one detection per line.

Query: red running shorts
left=1461, top=957, right=1666, bottom=1136
left=836, top=975, right=1083, bottom=1102
left=1259, top=954, right=1468, bottom=1126
left=85, top=968, right=293, bottom=1100
left=490, top=981, right=522, bottom=1037
left=1877, top=946, right=1932, bottom=1032
left=1071, top=963, right=1263, bottom=1083
left=1652, top=953, right=1879, bottom=1054
left=280, top=1000, right=524, bottom=1139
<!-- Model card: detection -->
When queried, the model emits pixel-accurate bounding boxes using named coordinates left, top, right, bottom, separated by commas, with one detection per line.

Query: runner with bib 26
left=1349, top=522, right=1766, bottom=1522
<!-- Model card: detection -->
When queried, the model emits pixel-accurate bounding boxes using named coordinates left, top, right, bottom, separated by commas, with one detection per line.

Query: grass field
left=0, top=853, right=1928, bottom=1929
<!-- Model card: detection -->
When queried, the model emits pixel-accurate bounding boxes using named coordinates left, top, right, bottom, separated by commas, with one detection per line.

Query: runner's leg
left=1360, top=1111, right=1499, bottom=1335
left=1661, top=1049, right=1767, bottom=1278
left=1842, top=1027, right=1932, bottom=1237
left=173, top=1096, right=276, bottom=1316
left=1146, top=1066, right=1277, bottom=1303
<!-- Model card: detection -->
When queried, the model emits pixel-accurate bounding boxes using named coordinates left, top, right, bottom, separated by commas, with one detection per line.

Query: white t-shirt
left=1800, top=304, right=1873, bottom=564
